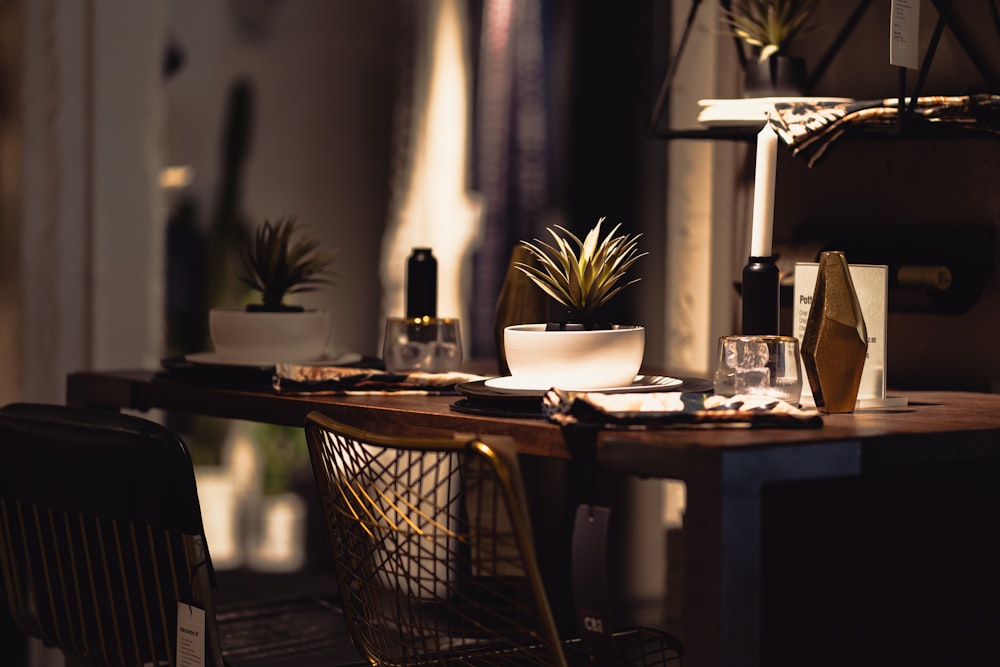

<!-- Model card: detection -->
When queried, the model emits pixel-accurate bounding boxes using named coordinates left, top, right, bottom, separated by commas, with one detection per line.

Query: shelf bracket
left=649, top=0, right=705, bottom=132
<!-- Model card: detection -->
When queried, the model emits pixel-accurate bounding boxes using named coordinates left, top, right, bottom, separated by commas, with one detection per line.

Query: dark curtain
left=468, top=0, right=551, bottom=358
left=466, top=3, right=670, bottom=636
left=468, top=0, right=661, bottom=358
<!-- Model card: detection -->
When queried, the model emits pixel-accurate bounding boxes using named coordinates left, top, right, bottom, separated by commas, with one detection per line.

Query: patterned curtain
left=469, top=0, right=551, bottom=358
left=380, top=0, right=551, bottom=361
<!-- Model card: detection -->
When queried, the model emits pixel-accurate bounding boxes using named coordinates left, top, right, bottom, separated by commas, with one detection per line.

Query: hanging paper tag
left=176, top=603, right=206, bottom=667
left=572, top=504, right=616, bottom=659
left=890, top=0, right=921, bottom=70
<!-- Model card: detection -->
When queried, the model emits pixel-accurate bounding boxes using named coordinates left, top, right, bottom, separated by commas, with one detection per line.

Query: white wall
left=164, top=0, right=397, bottom=357
left=91, top=2, right=166, bottom=370
left=16, top=0, right=162, bottom=403
left=4, top=1, right=399, bottom=408
left=662, top=0, right=741, bottom=377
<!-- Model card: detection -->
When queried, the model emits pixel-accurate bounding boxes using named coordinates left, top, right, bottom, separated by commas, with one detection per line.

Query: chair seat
left=398, top=627, right=683, bottom=667
left=216, top=596, right=364, bottom=667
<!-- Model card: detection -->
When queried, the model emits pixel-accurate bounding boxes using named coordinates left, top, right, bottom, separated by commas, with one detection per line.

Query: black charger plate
left=159, top=354, right=275, bottom=389
left=452, top=376, right=714, bottom=419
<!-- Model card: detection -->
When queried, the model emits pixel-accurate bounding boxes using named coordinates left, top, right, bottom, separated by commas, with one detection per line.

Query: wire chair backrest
left=0, top=403, right=222, bottom=667
left=304, top=411, right=567, bottom=667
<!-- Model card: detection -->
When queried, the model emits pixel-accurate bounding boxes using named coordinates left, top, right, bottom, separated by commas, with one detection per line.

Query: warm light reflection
left=194, top=426, right=307, bottom=572
left=380, top=0, right=481, bottom=352
left=158, top=165, right=193, bottom=189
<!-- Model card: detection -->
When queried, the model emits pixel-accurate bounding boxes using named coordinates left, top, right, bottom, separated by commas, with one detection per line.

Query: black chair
left=0, top=403, right=363, bottom=667
left=304, top=410, right=684, bottom=666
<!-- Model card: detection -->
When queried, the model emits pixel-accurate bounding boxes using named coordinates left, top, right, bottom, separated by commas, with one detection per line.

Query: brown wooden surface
left=66, top=369, right=1000, bottom=464
left=67, top=369, right=571, bottom=458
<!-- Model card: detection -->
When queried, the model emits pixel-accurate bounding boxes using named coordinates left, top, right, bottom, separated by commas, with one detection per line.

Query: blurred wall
left=2, top=0, right=996, bottom=403
left=164, top=1, right=397, bottom=358
left=0, top=1, right=22, bottom=407
left=0, top=1, right=399, bottom=407
left=4, top=1, right=164, bottom=404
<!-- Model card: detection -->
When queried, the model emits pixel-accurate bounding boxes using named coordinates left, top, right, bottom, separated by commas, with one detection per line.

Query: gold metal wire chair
left=304, top=411, right=683, bottom=666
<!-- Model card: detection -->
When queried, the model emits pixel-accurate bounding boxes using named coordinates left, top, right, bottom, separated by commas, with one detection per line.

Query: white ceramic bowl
left=503, top=324, right=645, bottom=390
left=209, top=309, right=331, bottom=362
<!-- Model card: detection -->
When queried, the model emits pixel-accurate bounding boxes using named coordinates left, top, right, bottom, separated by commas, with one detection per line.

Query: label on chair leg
left=572, top=504, right=616, bottom=659
left=177, top=603, right=206, bottom=666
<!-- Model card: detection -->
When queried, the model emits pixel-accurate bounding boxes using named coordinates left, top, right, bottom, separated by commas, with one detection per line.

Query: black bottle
left=406, top=248, right=437, bottom=318
left=741, top=255, right=779, bottom=335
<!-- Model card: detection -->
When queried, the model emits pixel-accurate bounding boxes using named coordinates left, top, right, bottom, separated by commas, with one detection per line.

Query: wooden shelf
left=650, top=120, right=998, bottom=144
left=650, top=1, right=999, bottom=145
left=648, top=126, right=758, bottom=141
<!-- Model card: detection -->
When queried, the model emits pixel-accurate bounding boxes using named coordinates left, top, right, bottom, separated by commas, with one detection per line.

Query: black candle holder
left=741, top=255, right=780, bottom=335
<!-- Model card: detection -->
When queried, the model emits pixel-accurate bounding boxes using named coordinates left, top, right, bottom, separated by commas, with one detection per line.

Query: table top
left=66, top=369, right=1000, bottom=473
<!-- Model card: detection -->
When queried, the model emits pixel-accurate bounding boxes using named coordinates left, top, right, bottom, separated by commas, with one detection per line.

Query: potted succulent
left=236, top=216, right=335, bottom=312
left=498, top=218, right=648, bottom=390
left=721, top=0, right=818, bottom=97
left=209, top=216, right=337, bottom=362
left=515, top=217, right=645, bottom=330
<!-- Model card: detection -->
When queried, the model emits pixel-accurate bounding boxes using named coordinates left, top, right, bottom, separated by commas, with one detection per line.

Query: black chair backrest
left=0, top=403, right=221, bottom=666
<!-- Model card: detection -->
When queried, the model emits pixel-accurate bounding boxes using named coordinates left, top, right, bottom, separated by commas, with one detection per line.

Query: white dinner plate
left=185, top=351, right=362, bottom=369
left=484, top=375, right=683, bottom=396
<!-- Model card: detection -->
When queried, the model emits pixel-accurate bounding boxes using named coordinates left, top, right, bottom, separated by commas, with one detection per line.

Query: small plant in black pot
left=721, top=0, right=819, bottom=96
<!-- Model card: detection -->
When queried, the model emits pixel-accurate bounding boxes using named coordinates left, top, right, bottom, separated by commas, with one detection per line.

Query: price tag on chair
left=572, top=504, right=616, bottom=660
left=176, top=603, right=206, bottom=667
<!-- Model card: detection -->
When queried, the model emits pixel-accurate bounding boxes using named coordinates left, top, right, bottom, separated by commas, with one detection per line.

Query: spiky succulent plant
left=722, top=0, right=818, bottom=62
left=516, top=217, right=646, bottom=327
left=237, top=216, right=336, bottom=311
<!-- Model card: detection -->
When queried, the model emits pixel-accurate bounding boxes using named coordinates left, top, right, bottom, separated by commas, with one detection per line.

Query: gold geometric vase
left=800, top=251, right=868, bottom=413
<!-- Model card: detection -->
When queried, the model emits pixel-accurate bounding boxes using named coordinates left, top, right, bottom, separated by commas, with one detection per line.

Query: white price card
left=176, top=603, right=206, bottom=667
left=890, top=0, right=921, bottom=70
left=794, top=263, right=888, bottom=406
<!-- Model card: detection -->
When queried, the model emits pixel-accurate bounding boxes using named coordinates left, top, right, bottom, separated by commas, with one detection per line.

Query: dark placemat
left=159, top=354, right=384, bottom=390
left=159, top=354, right=274, bottom=389
left=450, top=398, right=547, bottom=420
left=451, top=376, right=714, bottom=419
left=453, top=380, right=547, bottom=418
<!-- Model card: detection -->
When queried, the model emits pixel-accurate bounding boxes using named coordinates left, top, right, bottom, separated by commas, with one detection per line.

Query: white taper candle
left=750, top=120, right=778, bottom=257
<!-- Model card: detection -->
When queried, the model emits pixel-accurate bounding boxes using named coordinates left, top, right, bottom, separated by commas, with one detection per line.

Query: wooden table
left=66, top=370, right=1000, bottom=667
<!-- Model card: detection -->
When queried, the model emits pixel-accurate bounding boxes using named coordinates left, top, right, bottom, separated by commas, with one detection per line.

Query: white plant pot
left=503, top=324, right=645, bottom=390
left=209, top=308, right=332, bottom=362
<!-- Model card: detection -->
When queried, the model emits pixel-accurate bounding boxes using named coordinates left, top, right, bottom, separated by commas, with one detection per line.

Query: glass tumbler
left=383, top=317, right=462, bottom=373
left=713, top=334, right=803, bottom=404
